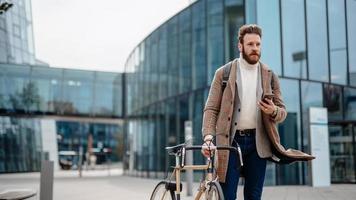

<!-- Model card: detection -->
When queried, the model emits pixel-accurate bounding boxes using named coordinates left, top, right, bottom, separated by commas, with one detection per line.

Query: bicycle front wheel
left=150, top=181, right=176, bottom=200
left=198, top=181, right=224, bottom=200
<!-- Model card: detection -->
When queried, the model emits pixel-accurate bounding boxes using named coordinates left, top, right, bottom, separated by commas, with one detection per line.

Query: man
left=201, top=24, right=287, bottom=200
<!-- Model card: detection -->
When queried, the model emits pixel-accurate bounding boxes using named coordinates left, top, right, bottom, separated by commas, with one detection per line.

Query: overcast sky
left=31, top=0, right=189, bottom=72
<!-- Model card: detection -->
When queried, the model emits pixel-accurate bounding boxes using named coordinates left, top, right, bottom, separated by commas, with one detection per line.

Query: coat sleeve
left=201, top=67, right=224, bottom=139
left=271, top=72, right=287, bottom=123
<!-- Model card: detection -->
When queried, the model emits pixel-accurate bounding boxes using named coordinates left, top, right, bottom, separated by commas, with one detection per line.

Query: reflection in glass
left=277, top=79, right=302, bottom=184
left=344, top=87, right=356, bottom=120
left=178, top=9, right=192, bottom=93
left=158, top=26, right=168, bottom=100
left=347, top=0, right=356, bottom=86
left=256, top=0, right=282, bottom=75
left=167, top=18, right=179, bottom=97
left=329, top=125, right=355, bottom=183
left=323, top=84, right=343, bottom=121
left=224, top=1, right=244, bottom=61
left=192, top=0, right=207, bottom=89
left=301, top=81, right=322, bottom=184
left=1, top=65, right=31, bottom=112
left=328, top=0, right=347, bottom=85
left=306, top=0, right=329, bottom=82
left=150, top=32, right=159, bottom=105
left=94, top=72, right=122, bottom=117
left=0, top=117, right=42, bottom=173
left=62, top=70, right=94, bottom=115
left=30, top=66, right=63, bottom=114
left=207, top=0, right=224, bottom=85
left=281, top=0, right=307, bottom=79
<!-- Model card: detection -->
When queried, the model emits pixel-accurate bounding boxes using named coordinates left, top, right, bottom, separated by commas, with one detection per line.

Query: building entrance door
left=328, top=122, right=356, bottom=183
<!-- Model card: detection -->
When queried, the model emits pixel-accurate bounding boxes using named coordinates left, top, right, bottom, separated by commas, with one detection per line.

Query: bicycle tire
left=198, top=181, right=224, bottom=200
left=150, top=181, right=176, bottom=200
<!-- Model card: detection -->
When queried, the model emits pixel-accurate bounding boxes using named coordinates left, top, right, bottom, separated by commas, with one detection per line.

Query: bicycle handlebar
left=165, top=143, right=243, bottom=167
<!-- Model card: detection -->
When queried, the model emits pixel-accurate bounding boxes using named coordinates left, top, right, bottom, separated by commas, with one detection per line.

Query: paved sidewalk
left=0, top=170, right=355, bottom=200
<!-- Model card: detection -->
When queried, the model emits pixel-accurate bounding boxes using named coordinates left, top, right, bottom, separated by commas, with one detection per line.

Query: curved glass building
left=124, top=0, right=356, bottom=185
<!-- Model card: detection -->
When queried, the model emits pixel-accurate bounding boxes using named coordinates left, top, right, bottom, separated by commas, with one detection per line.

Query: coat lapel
left=260, top=62, right=272, bottom=97
left=229, top=59, right=237, bottom=100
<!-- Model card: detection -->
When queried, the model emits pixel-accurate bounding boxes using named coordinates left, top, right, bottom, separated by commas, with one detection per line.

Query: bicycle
left=150, top=143, right=243, bottom=200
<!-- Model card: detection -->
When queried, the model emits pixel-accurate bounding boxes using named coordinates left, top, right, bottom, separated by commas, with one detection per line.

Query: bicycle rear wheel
left=197, top=181, right=224, bottom=200
left=150, top=181, right=176, bottom=200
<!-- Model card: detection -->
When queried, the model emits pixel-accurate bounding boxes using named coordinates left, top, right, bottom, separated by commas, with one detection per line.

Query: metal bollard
left=40, top=160, right=54, bottom=200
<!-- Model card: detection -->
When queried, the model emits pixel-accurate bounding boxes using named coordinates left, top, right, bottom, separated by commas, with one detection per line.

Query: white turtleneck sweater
left=236, top=56, right=258, bottom=130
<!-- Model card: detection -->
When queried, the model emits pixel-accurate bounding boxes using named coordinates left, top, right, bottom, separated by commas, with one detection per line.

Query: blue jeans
left=220, top=133, right=267, bottom=200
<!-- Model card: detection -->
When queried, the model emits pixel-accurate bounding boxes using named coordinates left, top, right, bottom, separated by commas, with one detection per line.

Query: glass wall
left=256, top=0, right=282, bottom=75
left=192, top=0, right=207, bottom=89
left=29, top=66, right=63, bottom=114
left=207, top=0, right=224, bottom=85
left=347, top=0, right=356, bottom=86
left=0, top=64, right=123, bottom=118
left=224, top=0, right=244, bottom=61
left=124, top=0, right=356, bottom=185
left=328, top=0, right=347, bottom=85
left=281, top=0, right=307, bottom=79
left=56, top=121, right=123, bottom=164
left=306, top=0, right=329, bottom=82
left=178, top=9, right=192, bottom=94
left=0, top=117, right=42, bottom=173
left=0, top=0, right=36, bottom=65
left=278, top=79, right=302, bottom=185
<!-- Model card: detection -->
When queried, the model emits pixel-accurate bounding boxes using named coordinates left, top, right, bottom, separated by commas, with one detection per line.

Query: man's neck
left=239, top=53, right=259, bottom=69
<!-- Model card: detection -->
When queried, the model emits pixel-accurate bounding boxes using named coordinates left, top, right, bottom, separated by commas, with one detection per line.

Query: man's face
left=238, top=33, right=261, bottom=64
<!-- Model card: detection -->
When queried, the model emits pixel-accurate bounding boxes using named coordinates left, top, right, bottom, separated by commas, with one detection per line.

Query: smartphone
left=263, top=94, right=274, bottom=103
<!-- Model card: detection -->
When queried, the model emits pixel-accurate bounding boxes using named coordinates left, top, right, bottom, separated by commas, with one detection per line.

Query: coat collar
left=229, top=59, right=272, bottom=100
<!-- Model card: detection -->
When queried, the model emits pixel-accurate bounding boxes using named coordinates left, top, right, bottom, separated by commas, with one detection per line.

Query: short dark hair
left=238, top=24, right=262, bottom=44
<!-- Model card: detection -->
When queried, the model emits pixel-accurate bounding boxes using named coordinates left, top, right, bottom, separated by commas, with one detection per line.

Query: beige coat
left=202, top=59, right=287, bottom=182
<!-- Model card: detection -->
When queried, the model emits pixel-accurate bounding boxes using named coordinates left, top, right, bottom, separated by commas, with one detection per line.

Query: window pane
left=167, top=18, right=179, bottom=97
left=306, top=0, right=329, bottom=82
left=278, top=78, right=302, bottom=184
left=93, top=72, right=121, bottom=117
left=178, top=9, right=192, bottom=93
left=344, top=87, right=356, bottom=120
left=257, top=0, right=282, bottom=75
left=62, top=70, right=94, bottom=115
left=323, top=84, right=343, bottom=121
left=150, top=32, right=159, bottom=104
left=192, top=1, right=207, bottom=89
left=0, top=117, right=42, bottom=172
left=282, top=0, right=307, bottom=79
left=1, top=64, right=30, bottom=112
left=30, top=66, right=63, bottom=114
left=207, top=0, right=224, bottom=85
left=158, top=26, right=168, bottom=100
left=328, top=0, right=347, bottom=85
left=347, top=0, right=356, bottom=86
left=301, top=81, right=323, bottom=184
left=225, top=0, right=244, bottom=61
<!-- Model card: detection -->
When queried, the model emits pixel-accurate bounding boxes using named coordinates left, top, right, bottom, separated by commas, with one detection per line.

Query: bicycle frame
left=165, top=145, right=241, bottom=200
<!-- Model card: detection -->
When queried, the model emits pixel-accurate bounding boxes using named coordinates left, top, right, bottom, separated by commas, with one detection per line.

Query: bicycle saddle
left=165, top=143, right=185, bottom=155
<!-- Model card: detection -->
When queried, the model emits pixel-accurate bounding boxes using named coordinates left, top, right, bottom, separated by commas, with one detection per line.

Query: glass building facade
left=124, top=0, right=356, bottom=185
left=0, top=0, right=125, bottom=174
left=0, top=63, right=125, bottom=173
left=0, top=0, right=36, bottom=65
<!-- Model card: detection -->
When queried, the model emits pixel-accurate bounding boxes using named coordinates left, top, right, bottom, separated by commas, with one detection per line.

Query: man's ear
left=238, top=42, right=242, bottom=52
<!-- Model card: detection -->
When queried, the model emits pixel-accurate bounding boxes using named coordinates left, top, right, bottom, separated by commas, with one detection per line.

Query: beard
left=242, top=47, right=261, bottom=65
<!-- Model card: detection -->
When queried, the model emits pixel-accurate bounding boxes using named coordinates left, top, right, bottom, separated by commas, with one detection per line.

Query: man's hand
left=201, top=140, right=216, bottom=158
left=258, top=98, right=276, bottom=115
